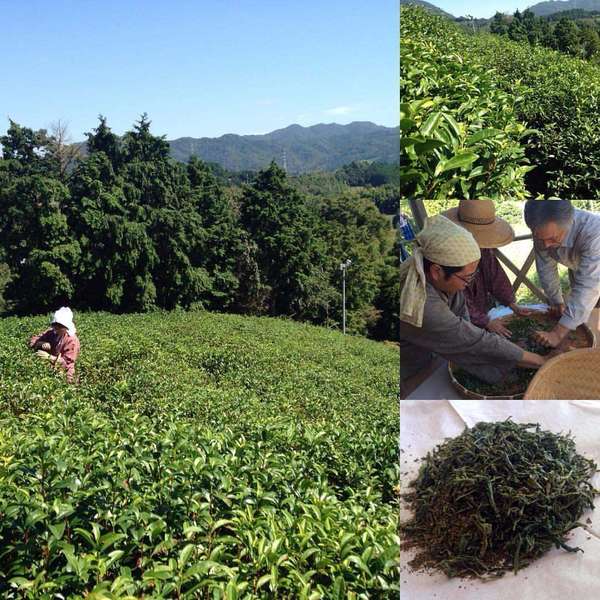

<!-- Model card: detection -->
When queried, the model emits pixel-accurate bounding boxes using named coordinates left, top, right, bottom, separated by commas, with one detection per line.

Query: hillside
left=527, top=0, right=600, bottom=17
left=168, top=121, right=399, bottom=173
left=0, top=310, right=399, bottom=597
left=399, top=0, right=454, bottom=18
left=401, top=5, right=600, bottom=199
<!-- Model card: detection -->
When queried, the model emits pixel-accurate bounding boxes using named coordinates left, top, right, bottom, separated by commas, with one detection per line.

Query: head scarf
left=400, top=214, right=481, bottom=328
left=51, top=306, right=77, bottom=336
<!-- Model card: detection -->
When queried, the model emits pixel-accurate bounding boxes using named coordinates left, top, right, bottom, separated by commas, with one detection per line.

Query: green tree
left=67, top=151, right=158, bottom=311
left=317, top=193, right=394, bottom=335
left=240, top=162, right=327, bottom=318
left=86, top=115, right=122, bottom=170
left=554, top=17, right=579, bottom=55
left=508, top=11, right=528, bottom=44
left=580, top=24, right=600, bottom=59
left=490, top=12, right=508, bottom=36
left=0, top=119, right=59, bottom=177
left=0, top=175, right=79, bottom=313
left=522, top=10, right=539, bottom=45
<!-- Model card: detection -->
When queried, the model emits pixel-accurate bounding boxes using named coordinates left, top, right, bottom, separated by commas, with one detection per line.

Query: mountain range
left=399, top=0, right=455, bottom=18
left=400, top=0, right=600, bottom=19
left=527, top=0, right=600, bottom=17
left=167, top=121, right=399, bottom=174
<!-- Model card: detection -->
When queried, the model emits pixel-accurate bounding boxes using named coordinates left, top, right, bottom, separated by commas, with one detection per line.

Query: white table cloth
left=400, top=400, right=600, bottom=600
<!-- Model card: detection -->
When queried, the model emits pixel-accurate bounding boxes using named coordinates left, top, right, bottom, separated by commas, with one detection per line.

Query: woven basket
left=525, top=348, right=600, bottom=399
left=449, top=312, right=595, bottom=400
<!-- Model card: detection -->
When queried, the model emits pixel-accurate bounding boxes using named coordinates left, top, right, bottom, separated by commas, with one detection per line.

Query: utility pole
left=340, top=258, right=352, bottom=334
left=465, top=14, right=476, bottom=34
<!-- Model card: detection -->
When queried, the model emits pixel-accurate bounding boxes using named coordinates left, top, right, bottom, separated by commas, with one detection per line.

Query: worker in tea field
left=29, top=307, right=80, bottom=383
left=442, top=199, right=534, bottom=338
left=400, top=214, right=547, bottom=398
left=524, top=199, right=600, bottom=349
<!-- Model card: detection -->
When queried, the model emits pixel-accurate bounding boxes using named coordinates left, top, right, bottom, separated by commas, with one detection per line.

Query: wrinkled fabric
left=464, top=249, right=515, bottom=328
left=400, top=215, right=481, bottom=328
left=30, top=329, right=80, bottom=383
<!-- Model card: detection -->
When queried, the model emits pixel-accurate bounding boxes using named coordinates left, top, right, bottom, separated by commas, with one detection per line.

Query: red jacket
left=30, top=329, right=80, bottom=383
left=464, top=249, right=515, bottom=328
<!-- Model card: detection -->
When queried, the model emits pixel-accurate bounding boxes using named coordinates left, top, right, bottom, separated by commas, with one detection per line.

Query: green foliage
left=0, top=311, right=399, bottom=597
left=316, top=194, right=396, bottom=336
left=467, top=30, right=600, bottom=197
left=0, top=175, right=80, bottom=313
left=240, top=162, right=328, bottom=318
left=0, top=116, right=397, bottom=340
left=400, top=7, right=532, bottom=199
left=489, top=8, right=600, bottom=61
left=337, top=161, right=399, bottom=187
left=405, top=5, right=600, bottom=198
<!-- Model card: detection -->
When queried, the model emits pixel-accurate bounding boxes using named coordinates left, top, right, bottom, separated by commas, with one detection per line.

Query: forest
left=0, top=116, right=399, bottom=340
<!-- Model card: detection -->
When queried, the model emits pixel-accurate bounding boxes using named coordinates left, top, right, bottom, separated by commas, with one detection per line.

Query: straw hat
left=524, top=348, right=600, bottom=399
left=442, top=200, right=514, bottom=248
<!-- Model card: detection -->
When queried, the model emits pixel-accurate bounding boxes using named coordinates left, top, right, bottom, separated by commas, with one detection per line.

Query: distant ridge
left=168, top=121, right=399, bottom=174
left=399, top=0, right=455, bottom=19
left=526, top=0, right=600, bottom=17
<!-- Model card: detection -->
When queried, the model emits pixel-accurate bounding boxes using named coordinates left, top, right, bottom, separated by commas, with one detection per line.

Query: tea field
left=0, top=311, right=399, bottom=599
left=401, top=5, right=600, bottom=199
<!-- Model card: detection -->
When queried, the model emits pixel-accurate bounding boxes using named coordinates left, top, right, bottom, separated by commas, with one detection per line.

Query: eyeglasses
left=452, top=269, right=478, bottom=285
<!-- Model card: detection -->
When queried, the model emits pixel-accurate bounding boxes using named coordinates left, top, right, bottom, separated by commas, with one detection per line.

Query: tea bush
left=0, top=311, right=399, bottom=598
left=402, top=6, right=600, bottom=199
left=400, top=7, right=532, bottom=199
left=467, top=31, right=600, bottom=198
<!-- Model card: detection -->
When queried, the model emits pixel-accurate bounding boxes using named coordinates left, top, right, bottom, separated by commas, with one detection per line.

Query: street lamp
left=340, top=259, right=352, bottom=334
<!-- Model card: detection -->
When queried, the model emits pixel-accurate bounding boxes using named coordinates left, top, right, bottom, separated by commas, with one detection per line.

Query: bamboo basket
left=449, top=312, right=595, bottom=400
left=524, top=348, right=600, bottom=399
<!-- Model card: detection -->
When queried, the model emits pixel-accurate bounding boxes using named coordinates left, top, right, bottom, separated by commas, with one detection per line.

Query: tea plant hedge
left=400, top=6, right=532, bottom=199
left=0, top=311, right=399, bottom=598
left=468, top=33, right=600, bottom=198
left=402, top=5, right=600, bottom=199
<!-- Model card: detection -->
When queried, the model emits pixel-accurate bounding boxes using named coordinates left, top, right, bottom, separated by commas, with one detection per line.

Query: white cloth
left=51, top=306, right=76, bottom=336
left=400, top=400, right=600, bottom=600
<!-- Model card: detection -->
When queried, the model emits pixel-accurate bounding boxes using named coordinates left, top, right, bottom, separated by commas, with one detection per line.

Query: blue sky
left=0, top=0, right=397, bottom=141
left=433, top=1, right=547, bottom=19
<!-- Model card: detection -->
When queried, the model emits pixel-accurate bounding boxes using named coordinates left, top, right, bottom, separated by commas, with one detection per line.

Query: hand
left=36, top=350, right=52, bottom=360
left=548, top=303, right=566, bottom=318
left=519, top=350, right=547, bottom=369
left=486, top=318, right=512, bottom=338
left=547, top=343, right=577, bottom=359
left=532, top=329, right=563, bottom=348
left=509, top=303, right=534, bottom=317
left=41, top=342, right=51, bottom=351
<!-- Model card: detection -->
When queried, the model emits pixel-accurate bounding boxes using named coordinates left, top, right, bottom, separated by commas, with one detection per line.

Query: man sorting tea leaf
left=400, top=215, right=546, bottom=397
left=525, top=199, right=600, bottom=349
left=442, top=199, right=533, bottom=337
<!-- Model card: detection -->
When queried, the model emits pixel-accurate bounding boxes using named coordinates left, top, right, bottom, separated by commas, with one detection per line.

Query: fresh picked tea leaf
left=453, top=313, right=590, bottom=397
left=401, top=420, right=597, bottom=579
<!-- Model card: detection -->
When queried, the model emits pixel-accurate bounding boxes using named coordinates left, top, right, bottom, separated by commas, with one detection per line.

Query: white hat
left=51, top=307, right=76, bottom=335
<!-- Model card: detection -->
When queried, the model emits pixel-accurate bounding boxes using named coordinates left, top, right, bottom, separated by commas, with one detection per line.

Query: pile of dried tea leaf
left=401, top=420, right=597, bottom=579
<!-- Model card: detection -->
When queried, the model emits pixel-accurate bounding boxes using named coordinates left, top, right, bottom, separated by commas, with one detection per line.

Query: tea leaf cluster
left=0, top=311, right=399, bottom=598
